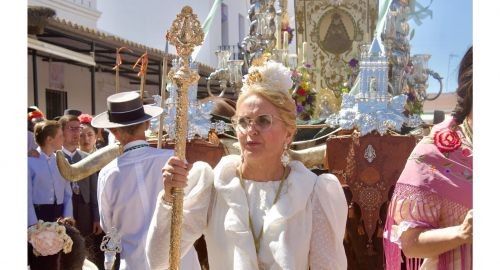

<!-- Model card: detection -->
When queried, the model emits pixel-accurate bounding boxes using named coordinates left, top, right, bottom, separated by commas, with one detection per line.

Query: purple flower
left=306, top=95, right=314, bottom=104
left=296, top=104, right=304, bottom=113
left=349, top=58, right=359, bottom=68
left=286, top=27, right=294, bottom=44
left=305, top=64, right=312, bottom=68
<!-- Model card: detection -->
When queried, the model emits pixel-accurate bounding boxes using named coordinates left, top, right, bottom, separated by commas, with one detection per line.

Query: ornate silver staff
left=165, top=6, right=204, bottom=270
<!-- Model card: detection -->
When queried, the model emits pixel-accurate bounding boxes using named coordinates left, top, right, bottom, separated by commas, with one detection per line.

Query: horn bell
left=219, top=137, right=326, bottom=169
left=289, top=143, right=326, bottom=169
left=56, top=144, right=123, bottom=182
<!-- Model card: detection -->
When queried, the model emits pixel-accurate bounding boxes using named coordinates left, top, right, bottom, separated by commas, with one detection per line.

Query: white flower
left=242, top=61, right=293, bottom=96
left=30, top=229, right=64, bottom=256
left=28, top=220, right=73, bottom=257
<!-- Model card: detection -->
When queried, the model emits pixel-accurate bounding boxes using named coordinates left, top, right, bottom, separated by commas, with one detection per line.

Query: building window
left=45, top=89, right=67, bottom=120
left=221, top=3, right=229, bottom=46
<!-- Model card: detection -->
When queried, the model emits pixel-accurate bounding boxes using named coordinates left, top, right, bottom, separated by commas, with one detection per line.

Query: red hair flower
left=78, top=114, right=93, bottom=124
left=28, top=111, right=44, bottom=122
left=434, top=128, right=462, bottom=153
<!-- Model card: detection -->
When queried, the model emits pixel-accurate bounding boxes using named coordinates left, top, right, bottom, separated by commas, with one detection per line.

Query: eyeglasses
left=66, top=126, right=82, bottom=132
left=231, top=114, right=282, bottom=133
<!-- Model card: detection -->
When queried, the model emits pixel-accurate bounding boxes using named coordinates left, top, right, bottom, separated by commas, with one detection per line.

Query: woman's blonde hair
left=236, top=85, right=297, bottom=140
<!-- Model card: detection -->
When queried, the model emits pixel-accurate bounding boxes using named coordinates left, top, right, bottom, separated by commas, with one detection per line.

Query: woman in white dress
left=146, top=60, right=348, bottom=270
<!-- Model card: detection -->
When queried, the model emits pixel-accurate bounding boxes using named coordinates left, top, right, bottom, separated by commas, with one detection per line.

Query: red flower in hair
left=434, top=128, right=462, bottom=153
left=28, top=111, right=44, bottom=121
left=78, top=114, right=93, bottom=124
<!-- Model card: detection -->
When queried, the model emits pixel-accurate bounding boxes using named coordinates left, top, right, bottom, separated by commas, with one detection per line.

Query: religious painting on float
left=294, top=0, right=378, bottom=91
left=319, top=10, right=355, bottom=55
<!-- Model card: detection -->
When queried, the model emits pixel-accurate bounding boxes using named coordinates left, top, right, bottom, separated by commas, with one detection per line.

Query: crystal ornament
left=326, top=93, right=419, bottom=136
left=148, top=95, right=228, bottom=141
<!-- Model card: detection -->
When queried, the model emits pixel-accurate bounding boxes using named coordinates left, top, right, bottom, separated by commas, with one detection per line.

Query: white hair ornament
left=28, top=220, right=73, bottom=257
left=242, top=60, right=293, bottom=96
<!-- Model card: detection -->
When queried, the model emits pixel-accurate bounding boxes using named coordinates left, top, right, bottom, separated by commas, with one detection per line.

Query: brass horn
left=289, top=143, right=327, bottom=169
left=219, top=137, right=327, bottom=169
left=56, top=143, right=123, bottom=182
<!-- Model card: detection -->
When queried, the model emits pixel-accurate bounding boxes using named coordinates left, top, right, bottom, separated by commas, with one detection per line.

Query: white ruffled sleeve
left=146, top=161, right=214, bottom=270
left=309, top=173, right=348, bottom=270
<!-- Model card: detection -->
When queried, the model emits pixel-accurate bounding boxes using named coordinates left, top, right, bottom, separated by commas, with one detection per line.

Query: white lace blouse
left=146, top=155, right=348, bottom=270
left=243, top=178, right=345, bottom=269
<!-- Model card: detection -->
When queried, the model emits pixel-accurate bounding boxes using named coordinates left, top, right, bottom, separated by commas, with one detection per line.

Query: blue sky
left=95, top=0, right=471, bottom=95
left=407, top=0, right=472, bottom=93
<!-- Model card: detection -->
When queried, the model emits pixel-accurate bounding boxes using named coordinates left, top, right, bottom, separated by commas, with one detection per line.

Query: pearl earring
left=281, top=143, right=290, bottom=167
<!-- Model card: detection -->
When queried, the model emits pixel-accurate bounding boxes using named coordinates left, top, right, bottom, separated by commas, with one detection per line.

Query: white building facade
left=29, top=0, right=101, bottom=28
left=97, top=0, right=251, bottom=69
left=27, top=0, right=298, bottom=117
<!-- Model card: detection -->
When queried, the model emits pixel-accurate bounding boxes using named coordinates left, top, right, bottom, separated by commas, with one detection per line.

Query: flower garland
left=290, top=64, right=317, bottom=121
left=405, top=89, right=424, bottom=115
left=402, top=63, right=424, bottom=115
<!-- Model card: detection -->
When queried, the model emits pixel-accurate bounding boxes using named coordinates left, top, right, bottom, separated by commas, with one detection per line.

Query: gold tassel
left=357, top=224, right=365, bottom=235
left=377, top=225, right=384, bottom=238
left=207, top=130, right=220, bottom=145
left=366, top=239, right=376, bottom=255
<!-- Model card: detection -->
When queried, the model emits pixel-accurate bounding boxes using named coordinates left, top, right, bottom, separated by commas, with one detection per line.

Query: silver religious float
left=325, top=36, right=421, bottom=136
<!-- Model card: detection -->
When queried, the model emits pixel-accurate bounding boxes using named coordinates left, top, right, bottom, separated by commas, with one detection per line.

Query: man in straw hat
left=92, top=91, right=200, bottom=269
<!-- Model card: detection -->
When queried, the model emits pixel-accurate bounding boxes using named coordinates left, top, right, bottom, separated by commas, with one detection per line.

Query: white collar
left=37, top=147, right=53, bottom=160
left=62, top=146, right=77, bottom=158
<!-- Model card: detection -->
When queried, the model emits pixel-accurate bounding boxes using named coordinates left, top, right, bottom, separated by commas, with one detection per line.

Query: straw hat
left=91, top=91, right=162, bottom=128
